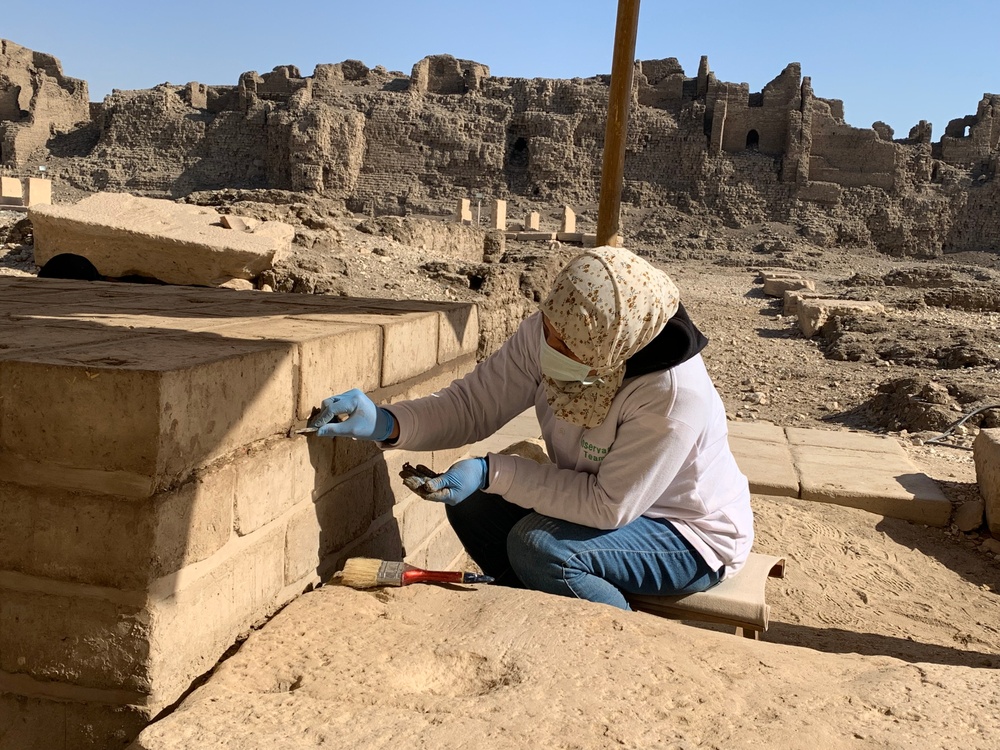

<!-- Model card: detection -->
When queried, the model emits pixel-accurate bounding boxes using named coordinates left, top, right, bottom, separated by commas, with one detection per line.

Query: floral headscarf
left=539, top=246, right=680, bottom=428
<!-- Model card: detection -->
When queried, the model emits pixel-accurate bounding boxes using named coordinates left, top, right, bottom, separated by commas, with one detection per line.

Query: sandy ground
left=132, top=490, right=999, bottom=749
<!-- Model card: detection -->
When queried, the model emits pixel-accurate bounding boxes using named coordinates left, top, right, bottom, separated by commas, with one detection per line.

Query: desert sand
left=131, top=492, right=999, bottom=749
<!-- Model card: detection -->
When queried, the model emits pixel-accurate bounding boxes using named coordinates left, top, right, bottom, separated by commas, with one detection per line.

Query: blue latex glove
left=423, top=457, right=488, bottom=506
left=309, top=389, right=394, bottom=441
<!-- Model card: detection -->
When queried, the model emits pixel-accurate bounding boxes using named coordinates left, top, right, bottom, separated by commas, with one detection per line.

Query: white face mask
left=540, top=330, right=599, bottom=384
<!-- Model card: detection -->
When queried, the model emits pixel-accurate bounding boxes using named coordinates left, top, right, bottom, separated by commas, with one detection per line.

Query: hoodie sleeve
left=387, top=314, right=545, bottom=451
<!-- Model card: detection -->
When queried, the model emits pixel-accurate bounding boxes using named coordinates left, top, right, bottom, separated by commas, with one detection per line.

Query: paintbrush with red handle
left=337, top=558, right=494, bottom=589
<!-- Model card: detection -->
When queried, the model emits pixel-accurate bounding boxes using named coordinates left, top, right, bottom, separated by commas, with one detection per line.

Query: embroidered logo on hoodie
left=581, top=438, right=608, bottom=463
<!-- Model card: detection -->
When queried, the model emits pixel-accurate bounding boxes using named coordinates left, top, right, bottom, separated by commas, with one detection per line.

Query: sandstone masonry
left=0, top=276, right=479, bottom=749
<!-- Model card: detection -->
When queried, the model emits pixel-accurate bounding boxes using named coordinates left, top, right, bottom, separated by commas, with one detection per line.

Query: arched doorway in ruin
left=746, top=130, right=760, bottom=151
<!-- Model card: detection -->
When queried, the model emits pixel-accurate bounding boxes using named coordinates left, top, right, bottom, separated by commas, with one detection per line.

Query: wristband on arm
left=373, top=408, right=395, bottom=442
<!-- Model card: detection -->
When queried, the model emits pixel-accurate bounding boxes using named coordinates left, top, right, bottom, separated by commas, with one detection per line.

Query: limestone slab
left=0, top=334, right=296, bottom=497
left=0, top=690, right=149, bottom=750
left=24, top=177, right=51, bottom=207
left=782, top=289, right=825, bottom=316
left=211, top=317, right=383, bottom=420
left=0, top=584, right=152, bottom=693
left=148, top=525, right=287, bottom=707
left=297, top=309, right=439, bottom=387
left=763, top=277, right=815, bottom=297
left=30, top=192, right=293, bottom=286
left=729, top=439, right=799, bottom=498
left=405, top=517, right=466, bottom=570
left=757, top=269, right=802, bottom=281
left=0, top=176, right=22, bottom=204
left=973, top=428, right=1000, bottom=534
left=799, top=469, right=951, bottom=526
left=792, top=442, right=950, bottom=526
left=391, top=494, right=450, bottom=558
left=785, top=427, right=908, bottom=457
left=0, top=465, right=234, bottom=589
left=283, top=469, right=377, bottom=585
left=798, top=299, right=886, bottom=337
left=726, top=420, right=786, bottom=443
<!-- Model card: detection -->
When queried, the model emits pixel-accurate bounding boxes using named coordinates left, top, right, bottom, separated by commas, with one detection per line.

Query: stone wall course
left=0, top=334, right=298, bottom=497
left=0, top=466, right=233, bottom=589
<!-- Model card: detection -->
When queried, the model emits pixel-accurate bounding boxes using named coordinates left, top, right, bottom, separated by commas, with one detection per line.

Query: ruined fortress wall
left=946, top=178, right=1000, bottom=252
left=808, top=116, right=897, bottom=190
left=0, top=40, right=89, bottom=168
left=9, top=42, right=1000, bottom=257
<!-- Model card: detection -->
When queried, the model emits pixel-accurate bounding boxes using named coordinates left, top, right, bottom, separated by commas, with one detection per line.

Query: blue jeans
left=446, top=491, right=722, bottom=610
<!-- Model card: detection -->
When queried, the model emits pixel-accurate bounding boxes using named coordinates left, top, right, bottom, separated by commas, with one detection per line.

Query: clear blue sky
left=5, top=1, right=999, bottom=139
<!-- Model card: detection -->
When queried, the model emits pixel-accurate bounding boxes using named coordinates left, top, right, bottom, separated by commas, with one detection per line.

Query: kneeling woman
left=311, top=246, right=754, bottom=609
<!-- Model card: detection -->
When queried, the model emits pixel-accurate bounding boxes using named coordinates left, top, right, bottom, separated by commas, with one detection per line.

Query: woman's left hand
left=422, top=458, right=487, bottom=505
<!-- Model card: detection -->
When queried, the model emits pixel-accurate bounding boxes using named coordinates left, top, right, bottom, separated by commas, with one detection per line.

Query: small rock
left=981, top=538, right=1000, bottom=555
left=954, top=500, right=984, bottom=532
left=218, top=278, right=254, bottom=291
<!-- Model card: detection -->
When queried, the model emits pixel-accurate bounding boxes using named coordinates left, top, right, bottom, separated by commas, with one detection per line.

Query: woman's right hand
left=308, top=389, right=392, bottom=441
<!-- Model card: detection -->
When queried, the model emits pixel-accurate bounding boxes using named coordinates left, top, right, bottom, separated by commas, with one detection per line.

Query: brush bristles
left=339, top=557, right=385, bottom=589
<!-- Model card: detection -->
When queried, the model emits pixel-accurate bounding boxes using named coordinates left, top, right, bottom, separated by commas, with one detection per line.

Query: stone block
left=517, top=231, right=557, bottom=242
left=0, top=176, right=22, bottom=205
left=785, top=427, right=908, bottom=456
left=148, top=526, right=287, bottom=705
left=0, top=334, right=297, bottom=497
left=233, top=438, right=314, bottom=536
left=524, top=211, right=540, bottom=231
left=329, top=515, right=405, bottom=575
left=726, top=420, right=786, bottom=443
left=782, top=289, right=825, bottom=316
left=405, top=519, right=466, bottom=570
left=557, top=232, right=585, bottom=243
left=375, top=448, right=433, bottom=511
left=437, top=303, right=479, bottom=364
left=791, top=442, right=951, bottom=526
left=392, top=495, right=450, bottom=558
left=391, top=356, right=477, bottom=405
left=24, top=177, right=51, bottom=207
left=729, top=439, right=799, bottom=498
left=757, top=269, right=802, bottom=282
left=214, top=316, right=382, bottom=420
left=798, top=299, right=886, bottom=337
left=0, top=691, right=150, bottom=750
left=0, top=464, right=234, bottom=589
left=30, top=193, right=294, bottom=286
left=431, top=446, right=472, bottom=475
left=297, top=308, right=439, bottom=388
left=490, top=199, right=507, bottom=230
left=798, top=469, right=952, bottom=526
left=454, top=198, right=471, bottom=225
left=0, top=585, right=152, bottom=693
left=763, top=277, right=815, bottom=297
left=974, top=428, right=1000, bottom=534
left=561, top=206, right=576, bottom=233
left=219, top=214, right=258, bottom=232
left=283, top=469, right=377, bottom=585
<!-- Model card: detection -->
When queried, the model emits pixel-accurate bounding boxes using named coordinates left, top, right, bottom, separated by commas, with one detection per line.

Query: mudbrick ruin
left=2, top=37, right=1000, bottom=750
left=2, top=38, right=999, bottom=258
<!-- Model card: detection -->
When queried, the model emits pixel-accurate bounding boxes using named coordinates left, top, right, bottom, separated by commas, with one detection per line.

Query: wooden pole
left=596, top=0, right=641, bottom=248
